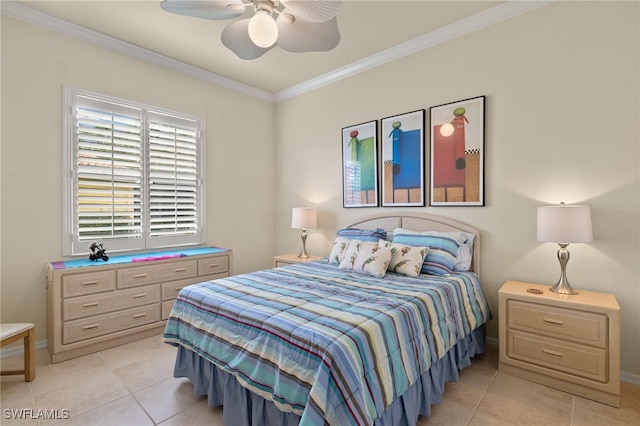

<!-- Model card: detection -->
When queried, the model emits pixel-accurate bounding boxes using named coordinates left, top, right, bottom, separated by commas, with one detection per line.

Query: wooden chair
left=0, top=323, right=35, bottom=381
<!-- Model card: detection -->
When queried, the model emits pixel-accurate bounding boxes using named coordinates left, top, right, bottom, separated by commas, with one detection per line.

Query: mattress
left=163, top=260, right=491, bottom=425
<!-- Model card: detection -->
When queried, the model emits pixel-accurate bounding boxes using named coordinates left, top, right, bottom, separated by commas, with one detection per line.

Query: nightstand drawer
left=508, top=330, right=607, bottom=382
left=508, top=300, right=607, bottom=348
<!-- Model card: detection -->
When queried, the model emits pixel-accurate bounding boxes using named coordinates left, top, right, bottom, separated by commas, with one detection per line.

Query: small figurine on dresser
left=89, top=242, right=109, bottom=261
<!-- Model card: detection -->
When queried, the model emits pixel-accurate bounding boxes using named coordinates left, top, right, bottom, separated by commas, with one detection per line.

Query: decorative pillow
left=379, top=240, right=429, bottom=277
left=328, top=237, right=353, bottom=265
left=338, top=240, right=392, bottom=278
left=336, top=227, right=388, bottom=242
left=392, top=229, right=464, bottom=276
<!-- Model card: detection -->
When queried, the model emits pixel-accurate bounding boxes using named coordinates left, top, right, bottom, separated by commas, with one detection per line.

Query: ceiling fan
left=160, top=0, right=342, bottom=60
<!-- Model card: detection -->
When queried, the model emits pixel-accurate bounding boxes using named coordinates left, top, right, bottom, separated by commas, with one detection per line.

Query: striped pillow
left=392, top=231, right=464, bottom=276
left=336, top=227, right=388, bottom=242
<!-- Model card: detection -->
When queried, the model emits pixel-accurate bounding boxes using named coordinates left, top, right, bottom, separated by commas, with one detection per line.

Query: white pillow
left=328, top=237, right=354, bottom=265
left=454, top=232, right=475, bottom=271
left=379, top=240, right=429, bottom=277
left=339, top=240, right=392, bottom=278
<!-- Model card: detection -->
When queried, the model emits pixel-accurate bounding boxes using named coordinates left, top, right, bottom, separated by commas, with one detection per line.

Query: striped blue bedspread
left=163, top=260, right=491, bottom=425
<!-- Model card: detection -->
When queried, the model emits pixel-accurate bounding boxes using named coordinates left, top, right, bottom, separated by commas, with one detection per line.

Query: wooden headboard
left=347, top=213, right=481, bottom=277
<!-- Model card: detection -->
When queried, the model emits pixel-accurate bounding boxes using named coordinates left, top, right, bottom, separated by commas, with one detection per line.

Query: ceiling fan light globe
left=248, top=12, right=278, bottom=48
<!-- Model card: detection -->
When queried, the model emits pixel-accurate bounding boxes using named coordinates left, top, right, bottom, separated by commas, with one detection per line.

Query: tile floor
left=1, top=336, right=638, bottom=425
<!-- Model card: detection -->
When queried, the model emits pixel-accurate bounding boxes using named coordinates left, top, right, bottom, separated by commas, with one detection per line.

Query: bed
left=163, top=214, right=492, bottom=425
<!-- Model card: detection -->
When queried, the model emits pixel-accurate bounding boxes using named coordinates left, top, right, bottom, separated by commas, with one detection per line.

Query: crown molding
left=2, top=1, right=552, bottom=104
left=274, top=0, right=553, bottom=102
left=0, top=1, right=275, bottom=103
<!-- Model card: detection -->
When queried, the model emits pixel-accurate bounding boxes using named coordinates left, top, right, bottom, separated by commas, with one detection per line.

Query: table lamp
left=537, top=202, right=593, bottom=295
left=291, top=207, right=317, bottom=258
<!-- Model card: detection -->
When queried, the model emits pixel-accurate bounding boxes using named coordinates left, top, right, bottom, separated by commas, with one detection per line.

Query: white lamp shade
left=537, top=204, right=593, bottom=243
left=291, top=207, right=317, bottom=230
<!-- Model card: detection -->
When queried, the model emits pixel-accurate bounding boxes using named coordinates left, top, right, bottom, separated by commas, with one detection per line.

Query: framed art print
left=381, top=110, right=425, bottom=207
left=430, top=96, right=485, bottom=206
left=342, top=120, right=378, bottom=208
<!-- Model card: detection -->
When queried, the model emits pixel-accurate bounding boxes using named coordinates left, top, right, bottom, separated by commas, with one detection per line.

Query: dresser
left=46, top=247, right=232, bottom=363
left=498, top=280, right=620, bottom=407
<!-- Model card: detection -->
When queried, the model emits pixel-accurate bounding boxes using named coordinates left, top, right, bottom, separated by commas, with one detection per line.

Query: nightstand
left=499, top=280, right=620, bottom=407
left=273, top=254, right=322, bottom=267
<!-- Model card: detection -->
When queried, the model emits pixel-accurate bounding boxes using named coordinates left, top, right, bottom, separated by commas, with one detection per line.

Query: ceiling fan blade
left=276, top=15, right=340, bottom=53
left=221, top=19, right=273, bottom=60
left=160, top=0, right=246, bottom=20
left=280, top=0, right=341, bottom=23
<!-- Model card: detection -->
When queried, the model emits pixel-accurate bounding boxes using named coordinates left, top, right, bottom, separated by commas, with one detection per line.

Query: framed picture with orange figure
left=430, top=96, right=485, bottom=206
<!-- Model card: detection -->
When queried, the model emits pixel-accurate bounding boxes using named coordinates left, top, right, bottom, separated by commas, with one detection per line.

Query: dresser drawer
left=508, top=300, right=607, bottom=348
left=63, top=304, right=160, bottom=344
left=63, top=285, right=160, bottom=321
left=62, top=270, right=116, bottom=298
left=508, top=330, right=607, bottom=382
left=117, top=260, right=197, bottom=289
left=161, top=272, right=229, bottom=301
left=162, top=300, right=175, bottom=320
left=198, top=256, right=229, bottom=276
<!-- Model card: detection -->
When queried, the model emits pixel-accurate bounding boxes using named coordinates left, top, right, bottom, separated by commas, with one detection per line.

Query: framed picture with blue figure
left=342, top=120, right=379, bottom=207
left=430, top=96, right=485, bottom=206
left=381, top=110, right=425, bottom=206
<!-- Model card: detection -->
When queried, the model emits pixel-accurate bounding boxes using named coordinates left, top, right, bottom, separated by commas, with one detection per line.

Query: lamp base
left=298, top=229, right=309, bottom=258
left=549, top=243, right=578, bottom=295
left=549, top=279, right=578, bottom=295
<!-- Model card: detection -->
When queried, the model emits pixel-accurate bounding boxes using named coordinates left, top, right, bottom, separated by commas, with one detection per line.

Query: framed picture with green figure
left=342, top=120, right=379, bottom=208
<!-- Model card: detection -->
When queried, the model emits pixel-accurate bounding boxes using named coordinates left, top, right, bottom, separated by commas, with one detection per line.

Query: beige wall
left=1, top=17, right=276, bottom=343
left=1, top=2, right=639, bottom=379
left=274, top=1, right=639, bottom=376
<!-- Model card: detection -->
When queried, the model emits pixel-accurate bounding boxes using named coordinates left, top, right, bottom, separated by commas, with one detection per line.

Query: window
left=63, top=88, right=205, bottom=256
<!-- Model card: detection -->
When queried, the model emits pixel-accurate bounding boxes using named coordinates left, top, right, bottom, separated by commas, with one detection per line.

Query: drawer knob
left=543, top=317, right=564, bottom=326
left=133, top=273, right=147, bottom=279
left=133, top=313, right=147, bottom=319
left=174, top=268, right=187, bottom=272
left=542, top=348, right=564, bottom=358
left=82, top=280, right=99, bottom=286
left=82, top=324, right=99, bottom=331
left=82, top=302, right=99, bottom=308
left=132, top=293, right=147, bottom=299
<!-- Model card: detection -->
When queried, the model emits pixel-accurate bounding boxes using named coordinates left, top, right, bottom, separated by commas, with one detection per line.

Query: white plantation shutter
left=64, top=88, right=205, bottom=256
left=148, top=113, right=200, bottom=244
left=75, top=100, right=143, bottom=247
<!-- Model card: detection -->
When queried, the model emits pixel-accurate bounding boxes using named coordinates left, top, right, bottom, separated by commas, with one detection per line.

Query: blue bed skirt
left=172, top=326, right=486, bottom=426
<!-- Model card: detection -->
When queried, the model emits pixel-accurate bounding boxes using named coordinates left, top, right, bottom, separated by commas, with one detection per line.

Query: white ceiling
left=3, top=1, right=551, bottom=100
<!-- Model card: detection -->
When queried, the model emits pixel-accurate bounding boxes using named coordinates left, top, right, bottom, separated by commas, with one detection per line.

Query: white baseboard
left=0, top=339, right=48, bottom=359
left=2, top=337, right=639, bottom=386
